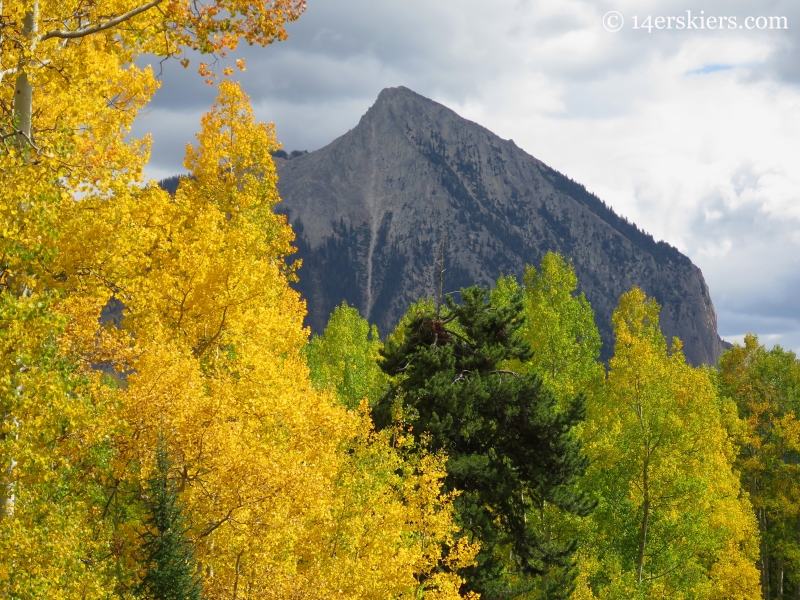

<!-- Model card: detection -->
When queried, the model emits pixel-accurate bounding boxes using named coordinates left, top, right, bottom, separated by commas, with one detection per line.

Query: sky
left=132, top=0, right=800, bottom=353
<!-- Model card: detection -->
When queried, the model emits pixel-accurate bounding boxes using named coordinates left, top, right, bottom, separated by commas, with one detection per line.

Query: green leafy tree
left=305, top=302, right=388, bottom=409
left=718, top=334, right=800, bottom=600
left=0, top=293, right=119, bottom=598
left=375, top=286, right=591, bottom=599
left=579, top=288, right=760, bottom=599
left=517, top=253, right=603, bottom=404
left=136, top=440, right=202, bottom=600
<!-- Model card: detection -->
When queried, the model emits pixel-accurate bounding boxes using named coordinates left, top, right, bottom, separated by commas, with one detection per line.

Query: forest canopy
left=0, top=0, right=793, bottom=598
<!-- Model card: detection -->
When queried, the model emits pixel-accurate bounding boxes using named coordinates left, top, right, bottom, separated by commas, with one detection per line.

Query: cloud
left=133, top=0, right=800, bottom=352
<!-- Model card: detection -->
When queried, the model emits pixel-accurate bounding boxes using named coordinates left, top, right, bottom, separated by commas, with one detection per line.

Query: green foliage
left=578, top=288, right=760, bottom=599
left=0, top=292, right=120, bottom=598
left=518, top=253, right=604, bottom=406
left=718, top=334, right=800, bottom=599
left=305, top=301, right=388, bottom=409
left=136, top=440, right=203, bottom=600
left=491, top=254, right=605, bottom=598
left=375, top=285, right=591, bottom=599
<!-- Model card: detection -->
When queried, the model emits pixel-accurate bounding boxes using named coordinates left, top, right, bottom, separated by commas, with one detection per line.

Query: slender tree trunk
left=760, top=507, right=770, bottom=600
left=12, top=5, right=37, bottom=146
left=0, top=417, right=18, bottom=520
left=1, top=4, right=36, bottom=524
left=13, top=71, right=32, bottom=142
left=796, top=515, right=800, bottom=600
left=637, top=464, right=650, bottom=585
left=0, top=440, right=13, bottom=519
left=778, top=556, right=784, bottom=600
left=540, top=497, right=551, bottom=593
left=751, top=474, right=770, bottom=600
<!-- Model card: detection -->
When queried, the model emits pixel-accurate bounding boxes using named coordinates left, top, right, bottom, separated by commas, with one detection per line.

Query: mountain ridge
left=270, top=86, right=725, bottom=364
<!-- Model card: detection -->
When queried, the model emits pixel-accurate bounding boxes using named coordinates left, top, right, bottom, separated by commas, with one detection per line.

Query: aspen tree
left=516, top=252, right=603, bottom=405
left=719, top=335, right=800, bottom=600
left=113, top=81, right=478, bottom=599
left=3, top=0, right=304, bottom=151
left=580, top=288, right=760, bottom=599
left=2, top=77, right=479, bottom=597
left=306, top=302, right=388, bottom=409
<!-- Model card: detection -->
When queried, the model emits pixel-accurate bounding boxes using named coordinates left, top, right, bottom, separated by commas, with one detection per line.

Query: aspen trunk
left=636, top=465, right=650, bottom=584
left=13, top=71, right=33, bottom=142
left=1, top=5, right=36, bottom=523
left=760, top=507, right=769, bottom=600
left=0, top=455, right=12, bottom=519
left=751, top=474, right=770, bottom=600
left=778, top=556, right=784, bottom=600
left=0, top=418, right=18, bottom=520
left=540, top=498, right=551, bottom=593
left=12, top=7, right=37, bottom=146
left=796, top=515, right=800, bottom=600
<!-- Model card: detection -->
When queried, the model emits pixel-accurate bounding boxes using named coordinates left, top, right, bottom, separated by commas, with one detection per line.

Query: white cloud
left=134, top=0, right=800, bottom=352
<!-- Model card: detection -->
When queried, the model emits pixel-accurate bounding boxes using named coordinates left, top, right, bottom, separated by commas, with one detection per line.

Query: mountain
left=274, top=86, right=726, bottom=365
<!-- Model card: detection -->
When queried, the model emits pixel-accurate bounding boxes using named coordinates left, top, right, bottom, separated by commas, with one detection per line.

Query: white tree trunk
left=13, top=72, right=32, bottom=142
left=0, top=417, right=18, bottom=520
left=12, top=7, right=37, bottom=146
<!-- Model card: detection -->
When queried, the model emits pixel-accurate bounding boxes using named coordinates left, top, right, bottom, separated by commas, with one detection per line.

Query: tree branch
left=490, top=369, right=520, bottom=378
left=39, top=0, right=165, bottom=41
left=199, top=505, right=237, bottom=538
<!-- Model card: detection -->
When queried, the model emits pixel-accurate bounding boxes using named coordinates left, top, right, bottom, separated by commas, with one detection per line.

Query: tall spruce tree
left=375, top=286, right=592, bottom=599
left=136, top=441, right=203, bottom=600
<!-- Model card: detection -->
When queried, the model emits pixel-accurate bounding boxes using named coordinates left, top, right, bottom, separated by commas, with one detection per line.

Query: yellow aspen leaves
left=1, top=75, right=478, bottom=598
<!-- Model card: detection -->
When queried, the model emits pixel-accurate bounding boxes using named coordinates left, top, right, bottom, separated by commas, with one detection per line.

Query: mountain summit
left=275, top=86, right=726, bottom=365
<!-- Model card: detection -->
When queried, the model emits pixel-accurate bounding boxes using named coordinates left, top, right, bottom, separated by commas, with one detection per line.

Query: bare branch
left=199, top=505, right=237, bottom=538
left=39, top=0, right=165, bottom=41
left=489, top=369, right=520, bottom=378
left=0, top=67, right=18, bottom=82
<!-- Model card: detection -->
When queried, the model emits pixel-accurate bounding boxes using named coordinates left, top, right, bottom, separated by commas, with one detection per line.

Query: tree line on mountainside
left=1, top=0, right=797, bottom=598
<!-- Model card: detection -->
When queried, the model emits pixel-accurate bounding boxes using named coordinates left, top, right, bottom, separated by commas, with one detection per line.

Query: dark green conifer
left=136, top=440, right=203, bottom=600
left=375, top=286, right=592, bottom=599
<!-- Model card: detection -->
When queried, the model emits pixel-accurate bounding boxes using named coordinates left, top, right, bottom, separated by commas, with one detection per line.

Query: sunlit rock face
left=275, top=86, right=726, bottom=365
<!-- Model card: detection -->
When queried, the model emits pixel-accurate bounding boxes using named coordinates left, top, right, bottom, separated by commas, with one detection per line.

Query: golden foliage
left=0, top=68, right=477, bottom=597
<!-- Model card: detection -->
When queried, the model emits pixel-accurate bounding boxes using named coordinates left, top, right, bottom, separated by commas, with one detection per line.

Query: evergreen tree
left=136, top=440, right=203, bottom=600
left=492, top=255, right=605, bottom=598
left=375, top=286, right=592, bottom=599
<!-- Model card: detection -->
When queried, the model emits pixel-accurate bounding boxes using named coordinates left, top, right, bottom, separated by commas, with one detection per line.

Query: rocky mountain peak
left=275, top=87, right=726, bottom=365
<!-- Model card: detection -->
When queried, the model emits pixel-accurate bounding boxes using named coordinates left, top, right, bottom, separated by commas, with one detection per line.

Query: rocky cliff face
left=275, top=86, right=726, bottom=365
